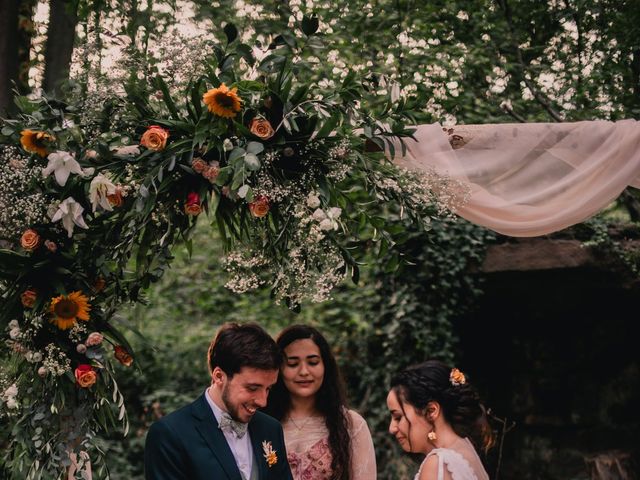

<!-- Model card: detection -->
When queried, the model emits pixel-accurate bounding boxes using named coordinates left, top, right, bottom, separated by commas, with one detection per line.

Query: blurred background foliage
left=1, top=0, right=640, bottom=478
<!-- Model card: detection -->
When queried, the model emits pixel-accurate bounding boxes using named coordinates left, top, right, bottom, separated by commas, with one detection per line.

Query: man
left=144, top=323, right=293, bottom=480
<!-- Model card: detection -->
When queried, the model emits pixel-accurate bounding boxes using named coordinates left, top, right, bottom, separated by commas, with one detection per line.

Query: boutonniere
left=262, top=440, right=278, bottom=467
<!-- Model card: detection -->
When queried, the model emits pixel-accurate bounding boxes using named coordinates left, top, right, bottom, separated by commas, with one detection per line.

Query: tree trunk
left=0, top=0, right=20, bottom=115
left=0, top=0, right=36, bottom=115
left=43, top=0, right=78, bottom=94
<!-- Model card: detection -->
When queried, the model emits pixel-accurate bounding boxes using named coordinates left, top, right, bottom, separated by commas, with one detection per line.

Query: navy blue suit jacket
left=144, top=394, right=293, bottom=480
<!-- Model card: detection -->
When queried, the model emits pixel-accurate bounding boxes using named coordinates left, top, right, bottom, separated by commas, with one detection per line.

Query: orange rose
left=184, top=192, right=202, bottom=216
left=248, top=196, right=270, bottom=218
left=21, top=229, right=41, bottom=251
left=21, top=289, right=37, bottom=308
left=114, top=345, right=133, bottom=367
left=140, top=126, right=169, bottom=151
left=107, top=186, right=124, bottom=207
left=75, top=364, right=97, bottom=388
left=249, top=118, right=275, bottom=140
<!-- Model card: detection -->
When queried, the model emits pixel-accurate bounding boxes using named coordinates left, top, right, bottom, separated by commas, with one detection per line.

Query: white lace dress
left=414, top=438, right=489, bottom=480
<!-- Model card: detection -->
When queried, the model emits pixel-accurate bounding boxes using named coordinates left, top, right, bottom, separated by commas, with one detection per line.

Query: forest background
left=1, top=0, right=639, bottom=478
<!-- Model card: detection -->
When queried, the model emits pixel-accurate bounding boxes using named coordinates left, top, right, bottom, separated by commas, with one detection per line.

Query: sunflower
left=49, top=291, right=91, bottom=330
left=203, top=84, right=242, bottom=118
left=20, top=129, right=55, bottom=157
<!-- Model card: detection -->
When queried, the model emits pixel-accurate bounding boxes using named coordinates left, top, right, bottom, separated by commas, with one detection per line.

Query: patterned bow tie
left=218, top=412, right=248, bottom=438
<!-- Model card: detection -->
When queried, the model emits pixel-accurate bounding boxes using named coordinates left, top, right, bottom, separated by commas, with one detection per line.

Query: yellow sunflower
left=20, top=129, right=55, bottom=157
left=49, top=291, right=91, bottom=330
left=203, top=84, right=242, bottom=118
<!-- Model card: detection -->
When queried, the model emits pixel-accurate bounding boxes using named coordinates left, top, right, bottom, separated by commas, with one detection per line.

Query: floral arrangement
left=0, top=18, right=465, bottom=478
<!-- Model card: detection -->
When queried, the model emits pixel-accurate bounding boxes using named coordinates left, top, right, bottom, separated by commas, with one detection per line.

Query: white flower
left=312, top=208, right=326, bottom=222
left=43, top=151, right=83, bottom=186
left=6, top=398, right=18, bottom=409
left=50, top=197, right=89, bottom=237
left=314, top=207, right=342, bottom=231
left=319, top=218, right=334, bottom=231
left=113, top=145, right=141, bottom=156
left=327, top=207, right=342, bottom=219
left=8, top=319, right=19, bottom=329
left=31, top=352, right=42, bottom=362
left=9, top=328, right=20, bottom=340
left=306, top=193, right=321, bottom=209
left=223, top=139, right=234, bottom=151
left=89, top=173, right=117, bottom=212
left=4, top=384, right=18, bottom=398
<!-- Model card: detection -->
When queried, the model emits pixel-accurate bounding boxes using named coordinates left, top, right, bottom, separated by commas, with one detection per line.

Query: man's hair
left=207, top=323, right=282, bottom=377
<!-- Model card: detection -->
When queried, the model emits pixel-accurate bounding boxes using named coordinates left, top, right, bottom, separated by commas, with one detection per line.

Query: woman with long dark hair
left=265, top=325, right=376, bottom=480
left=387, top=360, right=494, bottom=480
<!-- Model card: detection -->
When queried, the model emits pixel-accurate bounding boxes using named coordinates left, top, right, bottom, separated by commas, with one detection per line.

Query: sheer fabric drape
left=394, top=120, right=640, bottom=236
left=282, top=410, right=376, bottom=480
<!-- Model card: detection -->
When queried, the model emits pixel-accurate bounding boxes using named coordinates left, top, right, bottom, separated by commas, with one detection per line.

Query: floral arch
left=0, top=20, right=464, bottom=478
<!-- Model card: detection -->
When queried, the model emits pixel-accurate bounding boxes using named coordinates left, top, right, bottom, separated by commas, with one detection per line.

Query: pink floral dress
left=283, top=410, right=376, bottom=480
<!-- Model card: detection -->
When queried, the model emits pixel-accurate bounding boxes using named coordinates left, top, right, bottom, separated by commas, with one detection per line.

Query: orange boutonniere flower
left=262, top=441, right=277, bottom=467
left=203, top=83, right=242, bottom=118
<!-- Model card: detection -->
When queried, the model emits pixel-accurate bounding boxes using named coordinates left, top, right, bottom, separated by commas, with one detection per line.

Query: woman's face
left=387, top=389, right=431, bottom=454
left=281, top=338, right=325, bottom=400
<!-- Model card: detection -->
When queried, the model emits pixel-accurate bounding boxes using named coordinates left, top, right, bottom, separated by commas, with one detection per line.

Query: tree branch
left=497, top=0, right=564, bottom=122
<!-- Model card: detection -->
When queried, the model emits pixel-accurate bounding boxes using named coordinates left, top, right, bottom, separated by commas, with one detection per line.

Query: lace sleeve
left=347, top=410, right=377, bottom=480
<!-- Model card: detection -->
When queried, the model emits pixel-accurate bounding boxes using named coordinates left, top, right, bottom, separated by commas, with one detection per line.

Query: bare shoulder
left=418, top=454, right=440, bottom=480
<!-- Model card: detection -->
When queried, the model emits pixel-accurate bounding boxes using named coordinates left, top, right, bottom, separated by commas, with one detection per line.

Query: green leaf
left=246, top=141, right=264, bottom=154
left=301, top=15, right=319, bottom=36
left=152, top=76, right=180, bottom=120
left=215, top=166, right=232, bottom=185
left=244, top=153, right=261, bottom=171
left=224, top=23, right=238, bottom=44
left=228, top=147, right=246, bottom=163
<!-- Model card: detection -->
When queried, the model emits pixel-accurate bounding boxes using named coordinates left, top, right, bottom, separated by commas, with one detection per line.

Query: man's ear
left=211, top=367, right=226, bottom=387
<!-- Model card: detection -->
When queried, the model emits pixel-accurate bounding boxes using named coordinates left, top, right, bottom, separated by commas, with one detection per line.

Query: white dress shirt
left=205, top=388, right=254, bottom=480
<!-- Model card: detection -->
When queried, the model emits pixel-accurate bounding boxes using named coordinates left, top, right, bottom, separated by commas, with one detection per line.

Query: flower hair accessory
left=449, top=368, right=466, bottom=386
left=262, top=440, right=278, bottom=467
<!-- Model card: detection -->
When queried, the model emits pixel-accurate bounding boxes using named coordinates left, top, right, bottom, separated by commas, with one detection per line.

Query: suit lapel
left=249, top=420, right=268, bottom=480
left=192, top=394, right=243, bottom=480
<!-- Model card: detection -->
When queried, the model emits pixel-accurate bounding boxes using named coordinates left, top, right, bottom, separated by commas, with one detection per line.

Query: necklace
left=287, top=416, right=314, bottom=431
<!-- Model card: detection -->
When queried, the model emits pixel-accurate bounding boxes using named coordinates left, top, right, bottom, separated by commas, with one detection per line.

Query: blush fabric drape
left=394, top=120, right=640, bottom=237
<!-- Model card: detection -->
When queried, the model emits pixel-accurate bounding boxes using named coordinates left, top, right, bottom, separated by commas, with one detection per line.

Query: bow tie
left=218, top=412, right=248, bottom=438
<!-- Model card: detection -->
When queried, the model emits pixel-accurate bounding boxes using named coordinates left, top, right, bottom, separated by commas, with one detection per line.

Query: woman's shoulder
left=345, top=408, right=367, bottom=425
left=344, top=409, right=371, bottom=435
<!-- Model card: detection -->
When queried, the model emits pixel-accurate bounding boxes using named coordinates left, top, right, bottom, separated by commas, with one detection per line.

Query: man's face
left=214, top=366, right=278, bottom=423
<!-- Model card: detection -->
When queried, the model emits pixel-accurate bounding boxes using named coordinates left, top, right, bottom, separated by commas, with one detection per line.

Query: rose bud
left=184, top=192, right=202, bottom=216
left=20, top=289, right=37, bottom=308
left=248, top=196, right=270, bottom=218
left=114, top=345, right=133, bottom=367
